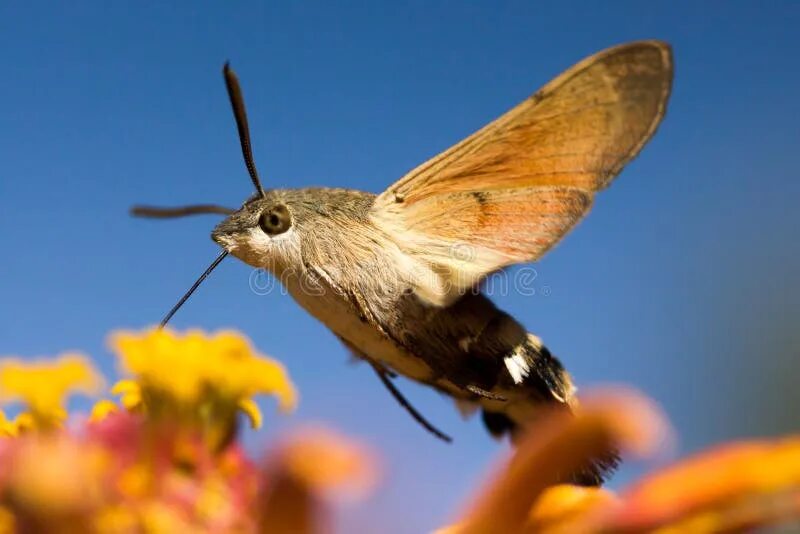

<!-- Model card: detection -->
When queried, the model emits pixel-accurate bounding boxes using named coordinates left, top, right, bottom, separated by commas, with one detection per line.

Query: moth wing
left=370, top=41, right=672, bottom=305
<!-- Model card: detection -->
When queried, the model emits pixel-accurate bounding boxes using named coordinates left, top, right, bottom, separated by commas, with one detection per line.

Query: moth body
left=136, top=41, right=673, bottom=486
left=212, top=187, right=582, bottom=465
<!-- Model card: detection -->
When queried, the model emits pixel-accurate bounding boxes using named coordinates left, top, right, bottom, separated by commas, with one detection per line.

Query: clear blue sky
left=1, top=2, right=799, bottom=532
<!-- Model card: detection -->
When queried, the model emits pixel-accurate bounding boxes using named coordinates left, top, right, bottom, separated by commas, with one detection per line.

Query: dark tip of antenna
left=223, top=62, right=267, bottom=198
left=130, top=204, right=236, bottom=219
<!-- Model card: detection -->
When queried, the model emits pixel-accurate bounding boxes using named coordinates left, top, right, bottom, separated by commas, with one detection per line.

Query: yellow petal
left=237, top=398, right=263, bottom=429
left=111, top=379, right=142, bottom=410
left=89, top=400, right=119, bottom=423
left=0, top=354, right=104, bottom=424
left=109, top=328, right=297, bottom=413
left=8, top=412, right=35, bottom=435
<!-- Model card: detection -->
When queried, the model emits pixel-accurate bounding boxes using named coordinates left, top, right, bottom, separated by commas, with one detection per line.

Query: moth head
left=129, top=62, right=302, bottom=327
left=211, top=192, right=300, bottom=270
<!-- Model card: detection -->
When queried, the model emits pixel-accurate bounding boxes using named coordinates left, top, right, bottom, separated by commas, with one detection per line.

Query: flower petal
left=452, top=388, right=669, bottom=534
left=528, top=484, right=618, bottom=533
left=602, top=437, right=800, bottom=532
left=257, top=426, right=380, bottom=532
left=0, top=354, right=104, bottom=426
left=89, top=400, right=119, bottom=423
left=237, top=398, right=263, bottom=430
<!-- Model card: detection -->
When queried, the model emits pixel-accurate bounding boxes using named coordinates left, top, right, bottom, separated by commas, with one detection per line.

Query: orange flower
left=258, top=426, right=380, bottom=533
left=449, top=389, right=669, bottom=533
left=443, top=389, right=800, bottom=533
left=600, top=438, right=800, bottom=532
left=528, top=484, right=618, bottom=533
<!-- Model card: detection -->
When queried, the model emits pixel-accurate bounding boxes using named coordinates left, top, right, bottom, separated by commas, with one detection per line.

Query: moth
left=134, top=41, right=672, bottom=485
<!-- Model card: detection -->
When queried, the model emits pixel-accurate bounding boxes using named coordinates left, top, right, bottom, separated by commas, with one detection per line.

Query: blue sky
left=1, top=2, right=799, bottom=532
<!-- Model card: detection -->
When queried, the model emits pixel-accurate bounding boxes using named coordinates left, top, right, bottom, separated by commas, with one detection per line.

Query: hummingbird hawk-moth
left=133, top=40, right=673, bottom=485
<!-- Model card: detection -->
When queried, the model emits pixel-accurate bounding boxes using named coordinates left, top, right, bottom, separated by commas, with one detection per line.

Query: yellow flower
left=107, top=328, right=296, bottom=447
left=110, top=328, right=296, bottom=410
left=0, top=353, right=104, bottom=429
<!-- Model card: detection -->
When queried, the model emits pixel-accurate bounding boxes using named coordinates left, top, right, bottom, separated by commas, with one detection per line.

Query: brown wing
left=370, top=41, right=672, bottom=305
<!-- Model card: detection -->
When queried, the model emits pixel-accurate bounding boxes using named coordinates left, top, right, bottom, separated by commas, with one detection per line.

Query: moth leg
left=465, top=384, right=507, bottom=402
left=336, top=336, right=451, bottom=443
left=371, top=364, right=452, bottom=443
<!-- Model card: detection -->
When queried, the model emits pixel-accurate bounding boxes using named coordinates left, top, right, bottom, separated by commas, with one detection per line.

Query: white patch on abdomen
left=504, top=348, right=531, bottom=384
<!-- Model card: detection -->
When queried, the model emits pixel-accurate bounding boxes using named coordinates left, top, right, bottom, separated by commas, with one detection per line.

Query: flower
left=0, top=353, right=103, bottom=430
left=528, top=484, right=618, bottom=533
left=442, top=389, right=800, bottom=533
left=89, top=400, right=119, bottom=423
left=3, top=329, right=800, bottom=533
left=110, top=328, right=297, bottom=411
left=257, top=426, right=380, bottom=533
left=601, top=437, right=800, bottom=532
left=108, top=328, right=297, bottom=448
left=0, top=331, right=374, bottom=533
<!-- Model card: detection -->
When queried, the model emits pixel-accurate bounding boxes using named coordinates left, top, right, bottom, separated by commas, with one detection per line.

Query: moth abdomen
left=482, top=334, right=619, bottom=486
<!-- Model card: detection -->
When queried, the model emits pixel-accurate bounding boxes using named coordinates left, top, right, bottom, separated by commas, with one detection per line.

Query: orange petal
left=269, top=426, right=379, bottom=500
left=603, top=437, right=800, bottom=531
left=452, top=388, right=669, bottom=534
left=258, top=426, right=380, bottom=533
left=5, top=435, right=106, bottom=527
left=528, top=484, right=619, bottom=533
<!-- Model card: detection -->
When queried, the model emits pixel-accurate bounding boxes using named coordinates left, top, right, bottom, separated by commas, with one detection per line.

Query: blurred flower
left=108, top=328, right=297, bottom=449
left=3, top=329, right=800, bottom=533
left=1, top=412, right=35, bottom=437
left=110, top=379, right=142, bottom=411
left=0, top=354, right=103, bottom=430
left=110, top=328, right=297, bottom=411
left=447, top=389, right=669, bottom=533
left=442, top=389, right=800, bottom=533
left=528, top=484, right=618, bottom=533
left=258, top=426, right=380, bottom=534
left=0, top=329, right=376, bottom=533
left=601, top=437, right=800, bottom=532
left=88, top=400, right=118, bottom=423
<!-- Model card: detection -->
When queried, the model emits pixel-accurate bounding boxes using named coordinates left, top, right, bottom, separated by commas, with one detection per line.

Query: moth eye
left=258, top=205, right=292, bottom=236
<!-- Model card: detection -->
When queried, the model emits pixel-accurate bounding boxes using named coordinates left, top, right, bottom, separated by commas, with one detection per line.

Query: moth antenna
left=159, top=251, right=228, bottom=327
left=372, top=364, right=453, bottom=443
left=131, top=204, right=235, bottom=218
left=223, top=62, right=266, bottom=198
